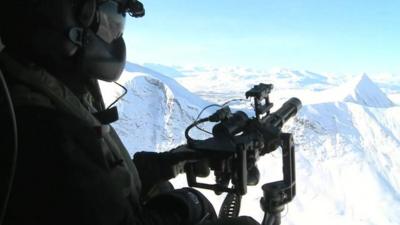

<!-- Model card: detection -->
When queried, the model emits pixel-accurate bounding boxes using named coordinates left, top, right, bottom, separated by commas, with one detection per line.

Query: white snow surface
left=101, top=63, right=400, bottom=225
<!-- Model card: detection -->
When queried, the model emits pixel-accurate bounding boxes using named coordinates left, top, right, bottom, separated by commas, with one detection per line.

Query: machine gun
left=182, top=83, right=302, bottom=225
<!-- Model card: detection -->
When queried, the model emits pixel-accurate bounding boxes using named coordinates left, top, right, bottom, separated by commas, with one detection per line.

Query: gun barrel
left=265, top=97, right=302, bottom=128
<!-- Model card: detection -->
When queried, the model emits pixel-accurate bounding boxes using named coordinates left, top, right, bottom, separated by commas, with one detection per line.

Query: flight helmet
left=0, top=0, right=145, bottom=81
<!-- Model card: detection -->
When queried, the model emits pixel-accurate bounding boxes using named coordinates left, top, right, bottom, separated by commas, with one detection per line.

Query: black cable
left=195, top=126, right=213, bottom=135
left=195, top=98, right=248, bottom=122
left=0, top=70, right=18, bottom=225
left=195, top=104, right=221, bottom=121
left=221, top=98, right=248, bottom=107
left=185, top=118, right=209, bottom=143
left=191, top=99, right=250, bottom=136
left=106, top=81, right=128, bottom=109
left=193, top=99, right=249, bottom=134
left=193, top=104, right=221, bottom=135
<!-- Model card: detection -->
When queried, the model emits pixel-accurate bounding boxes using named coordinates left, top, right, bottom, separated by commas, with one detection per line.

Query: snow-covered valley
left=100, top=63, right=400, bottom=225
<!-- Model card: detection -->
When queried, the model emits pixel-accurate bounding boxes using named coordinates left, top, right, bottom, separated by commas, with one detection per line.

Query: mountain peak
left=342, top=74, right=394, bottom=107
left=359, top=73, right=373, bottom=85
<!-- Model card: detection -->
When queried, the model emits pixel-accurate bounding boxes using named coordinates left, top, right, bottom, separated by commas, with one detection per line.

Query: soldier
left=0, top=1, right=260, bottom=225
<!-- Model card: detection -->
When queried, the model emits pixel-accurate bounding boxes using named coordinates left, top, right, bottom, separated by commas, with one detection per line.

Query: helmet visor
left=96, top=1, right=126, bottom=43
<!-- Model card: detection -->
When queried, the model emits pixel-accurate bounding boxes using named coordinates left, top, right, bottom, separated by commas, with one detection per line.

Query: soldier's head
left=0, top=0, right=144, bottom=82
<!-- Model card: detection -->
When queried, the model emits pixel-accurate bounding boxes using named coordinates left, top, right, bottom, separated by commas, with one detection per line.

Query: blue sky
left=123, top=0, right=400, bottom=75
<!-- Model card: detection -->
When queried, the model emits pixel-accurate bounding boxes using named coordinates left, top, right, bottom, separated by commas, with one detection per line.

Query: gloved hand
left=133, top=151, right=186, bottom=195
left=133, top=146, right=208, bottom=196
left=145, top=187, right=217, bottom=225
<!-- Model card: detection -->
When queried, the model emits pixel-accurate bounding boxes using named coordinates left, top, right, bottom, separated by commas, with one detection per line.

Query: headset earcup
left=79, top=0, right=97, bottom=27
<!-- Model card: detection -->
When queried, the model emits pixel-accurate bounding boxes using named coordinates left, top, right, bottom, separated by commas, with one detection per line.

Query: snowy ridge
left=101, top=62, right=209, bottom=154
left=124, top=62, right=209, bottom=108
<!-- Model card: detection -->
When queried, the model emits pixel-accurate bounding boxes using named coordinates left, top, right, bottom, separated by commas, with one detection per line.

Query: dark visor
left=96, top=1, right=126, bottom=43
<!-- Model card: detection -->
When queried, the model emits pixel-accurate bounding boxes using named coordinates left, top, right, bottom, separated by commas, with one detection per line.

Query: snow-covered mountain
left=101, top=63, right=400, bottom=225
left=100, top=62, right=209, bottom=152
left=326, top=74, right=394, bottom=107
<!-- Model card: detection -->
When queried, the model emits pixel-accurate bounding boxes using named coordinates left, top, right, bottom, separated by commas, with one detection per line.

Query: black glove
left=133, top=151, right=186, bottom=195
left=145, top=187, right=217, bottom=225
left=134, top=146, right=206, bottom=196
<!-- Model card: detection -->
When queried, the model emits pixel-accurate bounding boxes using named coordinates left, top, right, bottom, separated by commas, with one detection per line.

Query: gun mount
left=183, top=83, right=301, bottom=224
